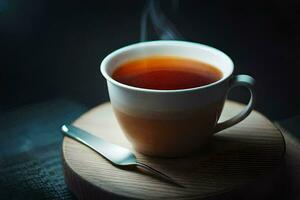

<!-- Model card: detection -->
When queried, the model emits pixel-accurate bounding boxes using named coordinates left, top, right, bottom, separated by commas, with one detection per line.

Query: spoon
left=61, top=124, right=182, bottom=187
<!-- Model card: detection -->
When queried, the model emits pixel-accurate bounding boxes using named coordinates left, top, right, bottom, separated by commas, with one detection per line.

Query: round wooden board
left=62, top=101, right=285, bottom=200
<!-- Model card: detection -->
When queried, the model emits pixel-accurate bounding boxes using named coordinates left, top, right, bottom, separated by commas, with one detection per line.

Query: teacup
left=101, top=40, right=255, bottom=157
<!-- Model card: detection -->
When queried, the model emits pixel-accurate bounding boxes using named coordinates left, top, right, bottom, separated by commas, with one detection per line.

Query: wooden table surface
left=275, top=122, right=300, bottom=200
left=62, top=100, right=287, bottom=200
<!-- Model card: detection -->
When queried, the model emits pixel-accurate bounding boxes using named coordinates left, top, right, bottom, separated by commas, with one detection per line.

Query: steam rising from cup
left=140, top=0, right=183, bottom=41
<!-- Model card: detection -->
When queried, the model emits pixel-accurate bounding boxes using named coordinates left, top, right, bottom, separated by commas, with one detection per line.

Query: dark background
left=1, top=0, right=299, bottom=120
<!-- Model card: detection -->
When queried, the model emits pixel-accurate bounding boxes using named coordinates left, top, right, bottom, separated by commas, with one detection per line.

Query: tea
left=102, top=41, right=255, bottom=157
left=112, top=56, right=222, bottom=90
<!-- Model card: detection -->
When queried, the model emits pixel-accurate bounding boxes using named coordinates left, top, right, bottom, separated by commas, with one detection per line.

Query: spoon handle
left=135, top=162, right=183, bottom=187
left=61, top=125, right=134, bottom=164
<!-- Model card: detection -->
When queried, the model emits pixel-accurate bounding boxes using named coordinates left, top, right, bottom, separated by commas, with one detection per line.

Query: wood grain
left=62, top=101, right=285, bottom=200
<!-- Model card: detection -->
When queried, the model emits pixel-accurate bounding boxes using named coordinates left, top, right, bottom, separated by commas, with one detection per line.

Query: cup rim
left=100, top=40, right=234, bottom=93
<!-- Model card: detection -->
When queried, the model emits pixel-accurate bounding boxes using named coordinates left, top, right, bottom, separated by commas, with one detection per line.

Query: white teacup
left=101, top=40, right=255, bottom=157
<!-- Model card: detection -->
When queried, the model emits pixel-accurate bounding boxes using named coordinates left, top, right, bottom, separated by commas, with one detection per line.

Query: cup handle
left=214, top=75, right=255, bottom=133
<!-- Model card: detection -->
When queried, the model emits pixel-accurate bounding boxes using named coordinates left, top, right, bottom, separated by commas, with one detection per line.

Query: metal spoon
left=61, top=124, right=182, bottom=187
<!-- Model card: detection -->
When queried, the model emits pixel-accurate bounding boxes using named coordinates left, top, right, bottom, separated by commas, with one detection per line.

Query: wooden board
left=62, top=101, right=285, bottom=200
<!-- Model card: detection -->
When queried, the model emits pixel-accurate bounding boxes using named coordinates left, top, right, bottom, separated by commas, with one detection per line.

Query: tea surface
left=112, top=56, right=222, bottom=90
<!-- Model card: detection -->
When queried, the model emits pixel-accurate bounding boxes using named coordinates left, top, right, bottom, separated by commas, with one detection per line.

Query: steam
left=140, top=0, right=182, bottom=41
